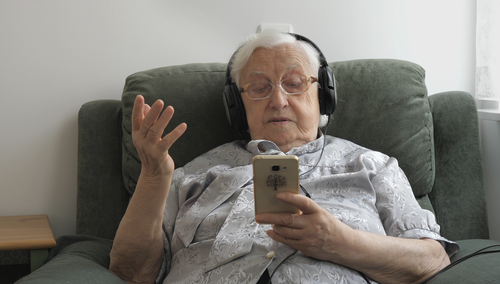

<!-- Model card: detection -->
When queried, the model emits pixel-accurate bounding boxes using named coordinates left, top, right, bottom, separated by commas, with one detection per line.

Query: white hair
left=230, top=30, right=329, bottom=127
left=230, top=31, right=320, bottom=87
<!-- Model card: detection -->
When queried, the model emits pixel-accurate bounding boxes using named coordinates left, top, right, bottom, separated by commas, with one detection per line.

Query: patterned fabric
left=0, top=250, right=29, bottom=265
left=157, top=136, right=458, bottom=284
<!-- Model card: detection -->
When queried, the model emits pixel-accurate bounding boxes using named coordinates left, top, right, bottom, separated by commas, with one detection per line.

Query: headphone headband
left=291, top=34, right=329, bottom=68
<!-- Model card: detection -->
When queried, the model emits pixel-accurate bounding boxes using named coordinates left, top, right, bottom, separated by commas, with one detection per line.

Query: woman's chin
left=266, top=135, right=296, bottom=152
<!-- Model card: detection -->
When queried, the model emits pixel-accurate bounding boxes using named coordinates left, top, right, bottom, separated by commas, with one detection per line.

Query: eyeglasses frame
left=240, top=75, right=318, bottom=101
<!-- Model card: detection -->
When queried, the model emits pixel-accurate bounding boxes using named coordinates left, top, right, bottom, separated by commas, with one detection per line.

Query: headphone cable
left=299, top=114, right=331, bottom=198
left=418, top=244, right=500, bottom=284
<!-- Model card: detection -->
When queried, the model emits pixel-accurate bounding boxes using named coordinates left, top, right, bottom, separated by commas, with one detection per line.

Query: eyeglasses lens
left=247, top=76, right=307, bottom=99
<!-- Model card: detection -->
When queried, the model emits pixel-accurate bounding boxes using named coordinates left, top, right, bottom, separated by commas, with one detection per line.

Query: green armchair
left=15, top=59, right=500, bottom=283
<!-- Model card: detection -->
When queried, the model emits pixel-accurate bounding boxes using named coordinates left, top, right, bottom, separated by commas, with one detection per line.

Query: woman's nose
left=269, top=86, right=289, bottom=110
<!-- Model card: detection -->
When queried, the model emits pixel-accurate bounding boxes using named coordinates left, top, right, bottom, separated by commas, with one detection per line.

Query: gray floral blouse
left=156, top=136, right=458, bottom=284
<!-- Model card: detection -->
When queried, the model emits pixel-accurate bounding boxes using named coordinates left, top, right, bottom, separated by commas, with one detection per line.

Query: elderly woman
left=109, top=31, right=457, bottom=284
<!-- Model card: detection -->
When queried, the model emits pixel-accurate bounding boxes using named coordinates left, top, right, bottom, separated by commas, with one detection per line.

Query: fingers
left=255, top=194, right=320, bottom=225
left=158, top=122, right=187, bottom=152
left=142, top=104, right=151, bottom=117
left=257, top=194, right=340, bottom=260
left=256, top=212, right=303, bottom=228
left=132, top=95, right=145, bottom=132
left=266, top=228, right=298, bottom=246
left=140, top=100, right=165, bottom=141
left=132, top=95, right=187, bottom=149
left=271, top=224, right=302, bottom=240
left=255, top=194, right=327, bottom=245
left=132, top=94, right=163, bottom=138
left=275, top=192, right=321, bottom=215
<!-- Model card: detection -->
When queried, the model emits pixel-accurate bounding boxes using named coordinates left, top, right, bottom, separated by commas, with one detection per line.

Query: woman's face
left=240, top=44, right=320, bottom=153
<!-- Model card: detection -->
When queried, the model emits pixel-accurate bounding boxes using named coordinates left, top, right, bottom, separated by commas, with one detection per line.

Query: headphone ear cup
left=223, top=82, right=248, bottom=132
left=318, top=66, right=336, bottom=115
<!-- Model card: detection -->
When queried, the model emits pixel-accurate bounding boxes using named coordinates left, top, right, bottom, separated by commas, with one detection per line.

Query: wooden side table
left=0, top=214, right=57, bottom=272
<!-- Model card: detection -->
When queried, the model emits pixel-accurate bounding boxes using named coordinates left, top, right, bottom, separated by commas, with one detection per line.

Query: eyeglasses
left=240, top=75, right=318, bottom=100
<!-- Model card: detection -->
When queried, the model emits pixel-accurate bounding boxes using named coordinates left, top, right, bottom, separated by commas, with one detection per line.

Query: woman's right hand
left=110, top=95, right=186, bottom=283
left=132, top=95, right=187, bottom=179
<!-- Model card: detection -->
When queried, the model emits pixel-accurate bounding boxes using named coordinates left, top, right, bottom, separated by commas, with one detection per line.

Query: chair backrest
left=121, top=60, right=434, bottom=201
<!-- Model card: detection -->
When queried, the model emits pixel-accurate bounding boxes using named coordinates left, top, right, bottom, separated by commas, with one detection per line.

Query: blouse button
left=266, top=251, right=275, bottom=259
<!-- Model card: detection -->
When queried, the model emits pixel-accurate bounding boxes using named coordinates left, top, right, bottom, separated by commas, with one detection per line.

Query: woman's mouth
left=269, top=117, right=290, bottom=124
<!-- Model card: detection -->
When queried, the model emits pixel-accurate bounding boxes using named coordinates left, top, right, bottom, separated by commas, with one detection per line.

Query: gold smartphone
left=253, top=155, right=300, bottom=215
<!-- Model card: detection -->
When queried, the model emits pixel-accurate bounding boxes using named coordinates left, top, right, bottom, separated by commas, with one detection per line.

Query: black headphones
left=223, top=33, right=337, bottom=134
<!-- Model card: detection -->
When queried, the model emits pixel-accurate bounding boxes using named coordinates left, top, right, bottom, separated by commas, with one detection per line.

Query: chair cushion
left=329, top=59, right=434, bottom=197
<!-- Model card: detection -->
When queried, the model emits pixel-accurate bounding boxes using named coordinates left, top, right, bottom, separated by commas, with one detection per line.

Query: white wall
left=0, top=0, right=476, bottom=238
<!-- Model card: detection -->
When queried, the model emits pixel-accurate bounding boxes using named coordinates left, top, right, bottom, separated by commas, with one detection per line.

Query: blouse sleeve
left=372, top=156, right=459, bottom=256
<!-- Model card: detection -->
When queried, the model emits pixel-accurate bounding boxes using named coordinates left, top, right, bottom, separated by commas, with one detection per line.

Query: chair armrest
left=15, top=236, right=126, bottom=284
left=77, top=100, right=129, bottom=239
left=429, top=239, right=500, bottom=283
left=428, top=91, right=488, bottom=240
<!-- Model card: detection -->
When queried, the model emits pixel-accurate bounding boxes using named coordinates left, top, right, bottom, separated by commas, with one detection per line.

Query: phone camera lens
left=272, top=165, right=280, bottom=171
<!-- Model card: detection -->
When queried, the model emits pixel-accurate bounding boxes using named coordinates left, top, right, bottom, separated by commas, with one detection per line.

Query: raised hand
left=110, top=95, right=187, bottom=283
left=132, top=95, right=187, bottom=178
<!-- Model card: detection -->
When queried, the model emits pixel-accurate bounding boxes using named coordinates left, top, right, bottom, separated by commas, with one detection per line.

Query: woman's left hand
left=255, top=192, right=352, bottom=262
